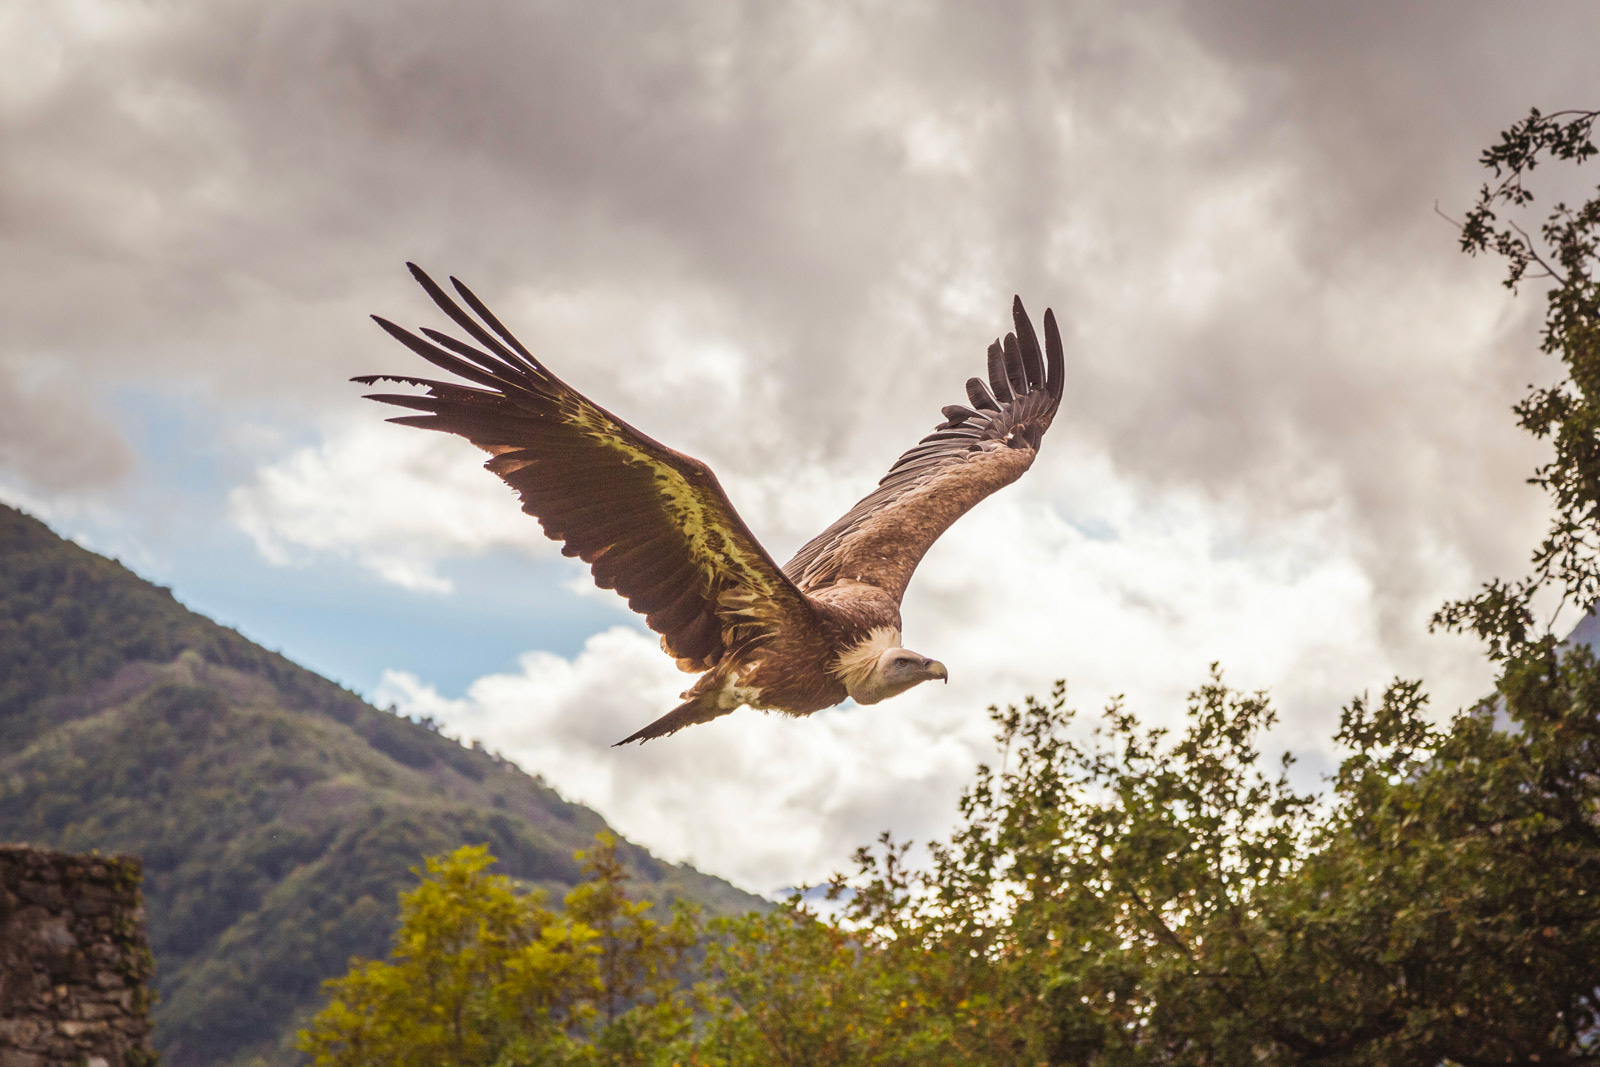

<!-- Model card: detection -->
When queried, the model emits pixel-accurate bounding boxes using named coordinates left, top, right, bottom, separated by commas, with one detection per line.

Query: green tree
left=1435, top=107, right=1600, bottom=655
left=695, top=106, right=1600, bottom=1066
left=696, top=667, right=1595, bottom=1064
left=298, top=834, right=698, bottom=1067
left=564, top=836, right=701, bottom=1065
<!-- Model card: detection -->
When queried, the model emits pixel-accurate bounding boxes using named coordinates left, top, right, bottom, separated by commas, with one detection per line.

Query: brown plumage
left=357, top=265, right=1065, bottom=744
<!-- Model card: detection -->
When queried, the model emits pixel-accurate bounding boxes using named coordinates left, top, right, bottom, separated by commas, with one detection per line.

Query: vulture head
left=847, top=647, right=948, bottom=706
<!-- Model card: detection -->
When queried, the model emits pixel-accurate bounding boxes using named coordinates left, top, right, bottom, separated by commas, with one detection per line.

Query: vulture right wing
left=783, top=297, right=1065, bottom=602
left=356, top=264, right=816, bottom=672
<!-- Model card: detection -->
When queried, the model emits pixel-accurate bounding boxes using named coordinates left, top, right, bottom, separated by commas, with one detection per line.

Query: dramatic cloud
left=0, top=355, right=132, bottom=492
left=377, top=464, right=1491, bottom=893
left=229, top=419, right=543, bottom=592
left=6, top=0, right=1568, bottom=576
left=6, top=0, right=1599, bottom=889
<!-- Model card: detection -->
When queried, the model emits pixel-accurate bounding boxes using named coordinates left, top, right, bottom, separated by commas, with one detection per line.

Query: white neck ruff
left=831, top=626, right=903, bottom=697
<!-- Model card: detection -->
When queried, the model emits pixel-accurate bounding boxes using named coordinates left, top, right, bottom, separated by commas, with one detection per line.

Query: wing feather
left=986, top=342, right=1015, bottom=403
left=1002, top=334, right=1030, bottom=397
left=783, top=296, right=1065, bottom=602
left=966, top=377, right=1000, bottom=411
left=358, top=264, right=815, bottom=670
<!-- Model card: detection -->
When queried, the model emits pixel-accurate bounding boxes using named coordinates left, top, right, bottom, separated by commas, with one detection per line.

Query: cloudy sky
left=4, top=0, right=1597, bottom=893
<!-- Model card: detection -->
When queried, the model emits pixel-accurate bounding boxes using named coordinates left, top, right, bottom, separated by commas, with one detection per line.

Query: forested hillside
left=0, top=504, right=763, bottom=1067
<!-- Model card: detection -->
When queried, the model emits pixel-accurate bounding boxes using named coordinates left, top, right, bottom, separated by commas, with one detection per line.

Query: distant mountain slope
left=0, top=505, right=763, bottom=1067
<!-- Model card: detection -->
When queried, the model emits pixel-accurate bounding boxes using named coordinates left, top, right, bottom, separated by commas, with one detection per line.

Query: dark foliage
left=1435, top=107, right=1600, bottom=655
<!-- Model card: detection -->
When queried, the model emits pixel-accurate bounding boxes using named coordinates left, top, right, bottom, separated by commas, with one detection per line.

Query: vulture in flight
left=357, top=266, right=1064, bottom=745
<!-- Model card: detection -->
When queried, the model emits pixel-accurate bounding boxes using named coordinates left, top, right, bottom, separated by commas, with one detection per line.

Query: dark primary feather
left=356, top=264, right=815, bottom=670
left=966, top=376, right=999, bottom=411
left=783, top=296, right=1065, bottom=601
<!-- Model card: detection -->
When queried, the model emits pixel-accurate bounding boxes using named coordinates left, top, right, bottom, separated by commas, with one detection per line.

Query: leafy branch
left=1435, top=107, right=1600, bottom=655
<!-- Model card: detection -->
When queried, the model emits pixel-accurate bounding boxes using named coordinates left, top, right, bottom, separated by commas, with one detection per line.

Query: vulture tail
left=614, top=693, right=731, bottom=746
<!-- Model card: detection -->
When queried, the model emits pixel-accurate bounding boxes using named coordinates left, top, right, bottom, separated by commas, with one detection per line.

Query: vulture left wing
left=356, top=264, right=816, bottom=672
left=783, top=297, right=1064, bottom=602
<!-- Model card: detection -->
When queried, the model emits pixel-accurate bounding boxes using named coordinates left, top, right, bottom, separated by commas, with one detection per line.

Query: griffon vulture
left=357, top=266, right=1064, bottom=744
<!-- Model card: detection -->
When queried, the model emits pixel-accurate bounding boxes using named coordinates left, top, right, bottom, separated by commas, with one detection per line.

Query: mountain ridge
left=0, top=503, right=763, bottom=1066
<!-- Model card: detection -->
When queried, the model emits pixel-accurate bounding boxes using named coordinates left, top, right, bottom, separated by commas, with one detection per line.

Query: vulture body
left=358, top=266, right=1064, bottom=744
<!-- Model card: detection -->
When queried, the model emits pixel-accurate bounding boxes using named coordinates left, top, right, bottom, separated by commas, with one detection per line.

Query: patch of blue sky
left=81, top=382, right=630, bottom=701
left=107, top=383, right=321, bottom=497
left=1057, top=507, right=1116, bottom=543
left=166, top=533, right=632, bottom=700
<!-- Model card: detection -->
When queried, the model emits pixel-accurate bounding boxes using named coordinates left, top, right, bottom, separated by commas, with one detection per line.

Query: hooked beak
left=925, top=659, right=948, bottom=684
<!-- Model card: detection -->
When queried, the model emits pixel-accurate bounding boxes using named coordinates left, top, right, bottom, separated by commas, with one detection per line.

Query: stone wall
left=0, top=845, right=156, bottom=1067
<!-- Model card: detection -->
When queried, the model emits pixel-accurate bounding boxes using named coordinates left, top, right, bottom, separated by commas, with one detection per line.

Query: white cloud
left=376, top=450, right=1495, bottom=894
left=228, top=417, right=543, bottom=592
left=376, top=625, right=987, bottom=895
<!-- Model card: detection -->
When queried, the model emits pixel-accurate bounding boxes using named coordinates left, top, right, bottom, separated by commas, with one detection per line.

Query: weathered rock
left=0, top=845, right=155, bottom=1067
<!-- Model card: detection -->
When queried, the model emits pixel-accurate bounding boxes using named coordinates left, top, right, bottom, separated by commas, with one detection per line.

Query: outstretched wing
left=783, top=297, right=1064, bottom=602
left=357, top=264, right=816, bottom=672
